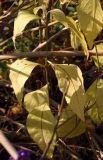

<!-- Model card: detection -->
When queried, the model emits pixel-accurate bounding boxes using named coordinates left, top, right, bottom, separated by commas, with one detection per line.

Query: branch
left=0, top=50, right=103, bottom=60
left=59, top=139, right=81, bottom=160
left=32, top=27, right=67, bottom=52
left=40, top=81, right=69, bottom=160
left=1, top=26, right=103, bottom=60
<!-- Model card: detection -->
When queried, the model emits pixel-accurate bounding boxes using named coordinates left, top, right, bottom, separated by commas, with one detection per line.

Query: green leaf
left=57, top=108, right=86, bottom=138
left=13, top=11, right=39, bottom=43
left=86, top=79, right=103, bottom=124
left=92, top=43, right=103, bottom=67
left=50, top=9, right=88, bottom=56
left=9, top=59, right=39, bottom=104
left=52, top=64, right=86, bottom=121
left=24, top=85, right=56, bottom=158
left=77, top=0, right=103, bottom=49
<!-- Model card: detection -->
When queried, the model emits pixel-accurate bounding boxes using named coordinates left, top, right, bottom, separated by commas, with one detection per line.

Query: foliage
left=50, top=9, right=88, bottom=56
left=0, top=0, right=103, bottom=159
left=24, top=85, right=56, bottom=158
left=92, top=43, right=103, bottom=68
left=10, top=59, right=87, bottom=157
left=77, top=0, right=103, bottom=49
left=86, top=79, right=103, bottom=124
left=51, top=63, right=86, bottom=121
left=13, top=10, right=40, bottom=45
left=9, top=59, right=39, bottom=104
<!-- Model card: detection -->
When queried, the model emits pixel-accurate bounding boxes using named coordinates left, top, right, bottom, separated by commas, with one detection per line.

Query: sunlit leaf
left=77, top=0, right=103, bottom=49
left=50, top=9, right=68, bottom=27
left=52, top=63, right=86, bottom=121
left=18, top=0, right=35, bottom=11
left=13, top=11, right=39, bottom=43
left=33, top=6, right=44, bottom=15
left=59, top=0, right=71, bottom=4
left=87, top=104, right=102, bottom=124
left=86, top=79, right=97, bottom=106
left=92, top=43, right=103, bottom=67
left=9, top=59, right=39, bottom=104
left=70, top=30, right=80, bottom=49
left=24, top=85, right=56, bottom=158
left=57, top=108, right=86, bottom=138
left=86, top=79, right=103, bottom=124
left=50, top=9, right=88, bottom=56
left=66, top=17, right=88, bottom=56
left=96, top=79, right=103, bottom=120
left=19, top=0, right=23, bottom=5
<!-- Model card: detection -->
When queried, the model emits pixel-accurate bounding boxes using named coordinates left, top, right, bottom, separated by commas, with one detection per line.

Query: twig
left=0, top=79, right=11, bottom=87
left=45, top=0, right=52, bottom=50
left=86, top=131, right=99, bottom=160
left=68, top=144, right=102, bottom=153
left=59, top=139, right=82, bottom=160
left=40, top=79, right=69, bottom=160
left=0, top=116, right=25, bottom=129
left=0, top=130, right=19, bottom=160
left=0, top=0, right=35, bottom=21
left=91, top=135, right=103, bottom=159
left=33, top=27, right=67, bottom=52
left=1, top=50, right=103, bottom=60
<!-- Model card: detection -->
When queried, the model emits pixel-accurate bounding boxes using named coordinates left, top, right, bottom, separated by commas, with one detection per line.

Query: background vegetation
left=0, top=0, right=103, bottom=160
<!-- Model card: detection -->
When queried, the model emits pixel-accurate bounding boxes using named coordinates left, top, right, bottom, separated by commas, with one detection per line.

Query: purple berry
left=9, top=149, right=31, bottom=160
left=18, top=149, right=31, bottom=160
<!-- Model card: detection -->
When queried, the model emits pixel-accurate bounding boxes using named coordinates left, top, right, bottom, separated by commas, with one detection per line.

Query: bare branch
left=0, top=50, right=103, bottom=60
left=33, top=27, right=67, bottom=52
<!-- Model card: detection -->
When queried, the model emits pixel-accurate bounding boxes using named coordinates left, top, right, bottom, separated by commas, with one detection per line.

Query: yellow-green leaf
left=77, top=0, right=103, bottom=49
left=86, top=79, right=103, bottom=124
left=66, top=16, right=88, bottom=56
left=13, top=11, right=39, bottom=43
left=52, top=64, right=86, bottom=121
left=50, top=9, right=88, bottom=56
left=57, top=108, right=86, bottom=138
left=96, top=79, right=103, bottom=120
left=92, top=43, right=103, bottom=67
left=87, top=104, right=102, bottom=124
left=50, top=9, right=68, bottom=28
left=24, top=85, right=56, bottom=158
left=59, top=0, right=71, bottom=4
left=33, top=6, right=44, bottom=15
left=70, top=30, right=80, bottom=49
left=9, top=59, right=39, bottom=104
left=86, top=79, right=97, bottom=106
